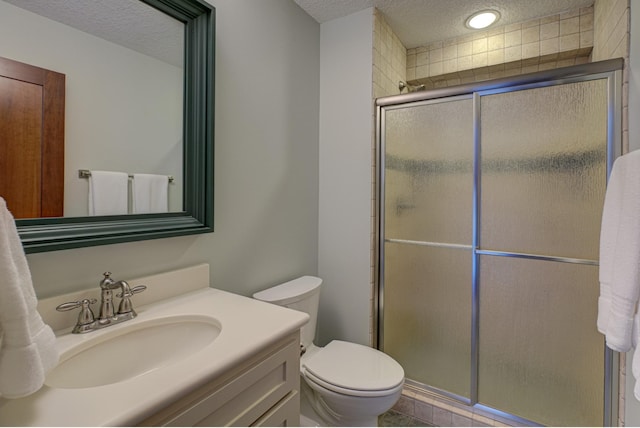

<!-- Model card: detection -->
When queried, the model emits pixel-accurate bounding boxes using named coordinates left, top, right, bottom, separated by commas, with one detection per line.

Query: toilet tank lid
left=253, top=276, right=322, bottom=305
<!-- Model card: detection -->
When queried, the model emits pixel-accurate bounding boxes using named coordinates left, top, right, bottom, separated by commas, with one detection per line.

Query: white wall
left=317, top=8, right=374, bottom=346
left=625, top=0, right=640, bottom=425
left=23, top=0, right=320, bottom=301
left=0, top=1, right=184, bottom=216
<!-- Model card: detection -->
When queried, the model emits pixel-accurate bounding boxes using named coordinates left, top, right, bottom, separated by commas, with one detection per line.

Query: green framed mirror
left=15, top=0, right=215, bottom=253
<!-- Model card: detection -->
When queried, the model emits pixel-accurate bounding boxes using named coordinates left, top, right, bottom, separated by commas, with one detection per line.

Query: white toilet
left=253, top=276, right=404, bottom=427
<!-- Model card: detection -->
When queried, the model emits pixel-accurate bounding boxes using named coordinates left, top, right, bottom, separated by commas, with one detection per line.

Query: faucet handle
left=116, top=284, right=146, bottom=316
left=116, top=284, right=147, bottom=298
left=56, top=298, right=98, bottom=333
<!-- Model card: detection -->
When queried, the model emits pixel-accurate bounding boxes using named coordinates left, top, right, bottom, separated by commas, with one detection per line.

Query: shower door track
left=376, top=58, right=623, bottom=426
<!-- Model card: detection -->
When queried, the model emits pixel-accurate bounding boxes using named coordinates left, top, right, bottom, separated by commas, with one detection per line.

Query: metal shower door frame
left=375, top=58, right=623, bottom=426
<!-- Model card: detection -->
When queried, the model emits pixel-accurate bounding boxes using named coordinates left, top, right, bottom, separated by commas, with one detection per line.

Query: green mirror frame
left=16, top=0, right=215, bottom=254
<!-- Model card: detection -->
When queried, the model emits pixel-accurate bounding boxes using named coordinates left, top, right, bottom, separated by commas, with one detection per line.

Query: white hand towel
left=597, top=150, right=640, bottom=352
left=88, top=170, right=129, bottom=216
left=0, top=197, right=59, bottom=398
left=132, top=174, right=169, bottom=214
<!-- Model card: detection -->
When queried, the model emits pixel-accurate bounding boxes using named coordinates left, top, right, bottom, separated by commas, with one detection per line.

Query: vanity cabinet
left=138, top=332, right=301, bottom=427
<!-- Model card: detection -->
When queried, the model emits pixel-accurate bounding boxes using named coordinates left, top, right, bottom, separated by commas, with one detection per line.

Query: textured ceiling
left=2, top=0, right=183, bottom=67
left=294, top=0, right=595, bottom=48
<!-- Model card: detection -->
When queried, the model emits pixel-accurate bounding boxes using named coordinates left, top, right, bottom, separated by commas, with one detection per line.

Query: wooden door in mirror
left=0, top=56, right=65, bottom=219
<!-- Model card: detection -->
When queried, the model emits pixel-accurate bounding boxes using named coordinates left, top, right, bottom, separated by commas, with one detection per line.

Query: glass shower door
left=477, top=79, right=608, bottom=426
left=382, top=96, right=474, bottom=399
left=379, top=69, right=617, bottom=426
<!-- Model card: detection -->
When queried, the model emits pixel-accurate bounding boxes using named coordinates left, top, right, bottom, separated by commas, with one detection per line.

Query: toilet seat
left=302, top=340, right=404, bottom=397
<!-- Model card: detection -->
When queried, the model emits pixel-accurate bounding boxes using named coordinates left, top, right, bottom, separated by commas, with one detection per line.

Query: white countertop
left=0, top=287, right=308, bottom=426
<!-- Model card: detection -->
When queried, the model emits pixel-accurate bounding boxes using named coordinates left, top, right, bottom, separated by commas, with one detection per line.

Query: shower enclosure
left=376, top=59, right=622, bottom=426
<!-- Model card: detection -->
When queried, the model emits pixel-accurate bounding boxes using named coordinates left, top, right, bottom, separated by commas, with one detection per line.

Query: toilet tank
left=253, top=276, right=322, bottom=349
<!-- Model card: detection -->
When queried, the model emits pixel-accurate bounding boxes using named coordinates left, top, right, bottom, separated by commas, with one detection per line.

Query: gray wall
left=26, top=0, right=320, bottom=300
left=317, top=8, right=374, bottom=347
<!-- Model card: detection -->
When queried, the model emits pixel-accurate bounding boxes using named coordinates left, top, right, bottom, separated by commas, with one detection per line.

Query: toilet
left=253, top=276, right=404, bottom=427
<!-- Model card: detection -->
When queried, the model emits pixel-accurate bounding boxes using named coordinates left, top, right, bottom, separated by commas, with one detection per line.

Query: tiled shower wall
left=373, top=9, right=407, bottom=99
left=370, top=0, right=631, bottom=426
left=406, top=6, right=594, bottom=88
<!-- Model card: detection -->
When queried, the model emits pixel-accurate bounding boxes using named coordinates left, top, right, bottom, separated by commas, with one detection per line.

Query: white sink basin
left=46, top=315, right=221, bottom=389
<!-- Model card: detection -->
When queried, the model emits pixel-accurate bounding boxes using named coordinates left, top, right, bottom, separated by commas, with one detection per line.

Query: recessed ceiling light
left=465, top=10, right=500, bottom=30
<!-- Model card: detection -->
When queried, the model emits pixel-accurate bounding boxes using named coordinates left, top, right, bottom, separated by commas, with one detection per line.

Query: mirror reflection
left=0, top=0, right=184, bottom=219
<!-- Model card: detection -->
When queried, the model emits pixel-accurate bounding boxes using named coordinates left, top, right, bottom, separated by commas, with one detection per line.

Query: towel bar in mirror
left=13, top=0, right=215, bottom=253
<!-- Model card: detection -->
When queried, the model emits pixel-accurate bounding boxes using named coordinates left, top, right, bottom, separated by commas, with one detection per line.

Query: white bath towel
left=597, top=150, right=640, bottom=353
left=88, top=170, right=129, bottom=216
left=132, top=174, right=168, bottom=214
left=0, top=197, right=59, bottom=398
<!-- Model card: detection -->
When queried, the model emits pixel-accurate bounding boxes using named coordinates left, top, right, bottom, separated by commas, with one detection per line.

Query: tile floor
left=379, top=410, right=433, bottom=427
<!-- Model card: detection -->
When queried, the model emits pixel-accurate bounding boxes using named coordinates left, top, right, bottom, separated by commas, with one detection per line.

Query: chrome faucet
left=56, top=272, right=147, bottom=334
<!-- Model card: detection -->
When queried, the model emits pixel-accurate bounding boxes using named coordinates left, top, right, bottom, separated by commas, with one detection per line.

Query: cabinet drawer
left=251, top=391, right=300, bottom=427
left=138, top=332, right=300, bottom=427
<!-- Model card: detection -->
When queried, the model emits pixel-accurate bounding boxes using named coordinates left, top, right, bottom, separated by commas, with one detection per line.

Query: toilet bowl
left=253, top=276, right=404, bottom=427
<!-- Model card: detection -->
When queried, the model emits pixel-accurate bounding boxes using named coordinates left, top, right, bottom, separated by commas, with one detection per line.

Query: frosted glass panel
left=480, top=80, right=608, bottom=259
left=383, top=242, right=472, bottom=398
left=478, top=255, right=604, bottom=426
left=385, top=99, right=474, bottom=245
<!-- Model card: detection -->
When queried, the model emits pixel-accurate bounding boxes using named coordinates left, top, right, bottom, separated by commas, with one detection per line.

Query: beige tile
left=473, top=38, right=488, bottom=54
left=540, top=37, right=559, bottom=56
left=443, top=58, right=457, bottom=74
left=504, top=30, right=522, bottom=48
left=415, top=401, right=434, bottom=424
left=560, top=16, right=580, bottom=35
left=393, top=395, right=415, bottom=415
left=434, top=79, right=448, bottom=88
left=488, top=34, right=504, bottom=51
left=415, top=64, right=429, bottom=79
left=443, top=44, right=457, bottom=60
left=472, top=52, right=488, bottom=68
left=557, top=57, right=577, bottom=68
left=580, top=12, right=594, bottom=32
left=504, top=45, right=522, bottom=62
left=540, top=21, right=559, bottom=40
left=458, top=55, right=473, bottom=71
left=416, top=51, right=429, bottom=67
left=581, top=30, right=594, bottom=48
left=522, top=41, right=540, bottom=58
left=406, top=53, right=416, bottom=68
left=488, top=49, right=504, bottom=66
left=458, top=41, right=472, bottom=57
left=522, top=25, right=540, bottom=44
left=433, top=407, right=453, bottom=427
left=560, top=33, right=580, bottom=51
left=429, top=61, right=443, bottom=76
left=429, top=40, right=443, bottom=50
left=540, top=14, right=560, bottom=25
left=504, top=22, right=522, bottom=33
left=446, top=77, right=461, bottom=86
left=538, top=61, right=558, bottom=71
left=522, top=18, right=540, bottom=29
left=430, top=47, right=443, bottom=63
left=453, top=414, right=473, bottom=427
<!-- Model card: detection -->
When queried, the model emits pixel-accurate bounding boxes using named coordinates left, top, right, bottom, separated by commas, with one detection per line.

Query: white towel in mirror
left=132, top=174, right=168, bottom=214
left=88, top=170, right=129, bottom=216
